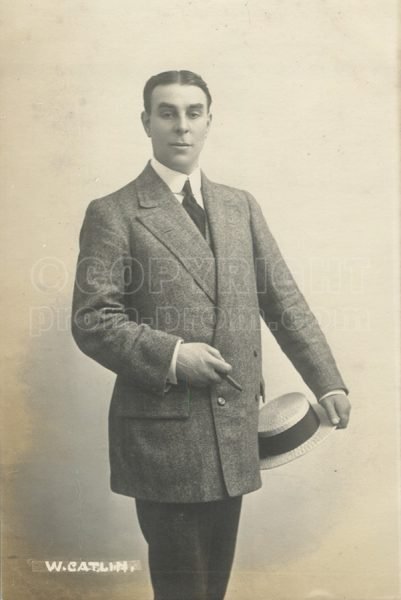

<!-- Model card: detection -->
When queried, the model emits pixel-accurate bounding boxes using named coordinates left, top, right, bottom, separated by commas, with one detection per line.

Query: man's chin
left=160, top=156, right=196, bottom=175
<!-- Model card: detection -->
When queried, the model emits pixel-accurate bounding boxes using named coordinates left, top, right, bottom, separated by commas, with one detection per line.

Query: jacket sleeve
left=71, top=198, right=181, bottom=395
left=246, top=191, right=348, bottom=400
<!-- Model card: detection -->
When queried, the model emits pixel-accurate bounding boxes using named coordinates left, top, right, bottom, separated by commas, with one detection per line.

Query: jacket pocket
left=111, top=377, right=190, bottom=419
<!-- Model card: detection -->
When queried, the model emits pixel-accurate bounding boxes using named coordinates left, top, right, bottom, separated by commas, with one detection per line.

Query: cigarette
left=222, top=373, right=242, bottom=392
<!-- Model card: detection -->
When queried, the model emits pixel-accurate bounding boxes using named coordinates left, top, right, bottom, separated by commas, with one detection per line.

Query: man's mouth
left=170, top=143, right=191, bottom=147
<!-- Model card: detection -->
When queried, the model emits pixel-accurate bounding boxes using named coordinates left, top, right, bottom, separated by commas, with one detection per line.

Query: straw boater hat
left=258, top=392, right=336, bottom=470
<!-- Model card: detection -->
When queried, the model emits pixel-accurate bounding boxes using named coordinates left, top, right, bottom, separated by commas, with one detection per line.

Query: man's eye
left=189, top=112, right=200, bottom=118
left=161, top=112, right=172, bottom=118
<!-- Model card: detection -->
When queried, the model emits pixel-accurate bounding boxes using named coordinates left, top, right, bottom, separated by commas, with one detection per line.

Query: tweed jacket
left=71, top=162, right=347, bottom=502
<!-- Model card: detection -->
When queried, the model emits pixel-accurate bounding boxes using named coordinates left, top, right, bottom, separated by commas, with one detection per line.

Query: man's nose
left=174, top=115, right=189, bottom=134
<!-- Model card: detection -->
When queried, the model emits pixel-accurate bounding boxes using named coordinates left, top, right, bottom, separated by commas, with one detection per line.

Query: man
left=71, top=70, right=351, bottom=600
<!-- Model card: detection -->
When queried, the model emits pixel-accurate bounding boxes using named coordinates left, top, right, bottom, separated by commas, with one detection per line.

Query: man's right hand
left=176, top=343, right=232, bottom=387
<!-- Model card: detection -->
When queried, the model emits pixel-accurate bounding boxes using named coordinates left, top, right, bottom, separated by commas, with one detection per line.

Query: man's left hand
left=319, top=394, right=351, bottom=429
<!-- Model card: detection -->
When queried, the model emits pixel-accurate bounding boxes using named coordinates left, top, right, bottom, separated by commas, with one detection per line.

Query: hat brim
left=259, top=402, right=336, bottom=470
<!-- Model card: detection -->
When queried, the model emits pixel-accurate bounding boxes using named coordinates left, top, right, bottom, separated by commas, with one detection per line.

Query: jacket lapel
left=201, top=173, right=238, bottom=257
left=201, top=173, right=248, bottom=310
left=135, top=163, right=216, bottom=304
left=201, top=173, right=226, bottom=265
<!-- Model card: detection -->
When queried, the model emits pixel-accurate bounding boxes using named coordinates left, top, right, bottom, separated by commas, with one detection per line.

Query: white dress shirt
left=150, top=158, right=346, bottom=402
left=151, top=157, right=203, bottom=207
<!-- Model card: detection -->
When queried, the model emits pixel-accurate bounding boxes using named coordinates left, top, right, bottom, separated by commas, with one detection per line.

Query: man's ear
left=141, top=111, right=151, bottom=138
left=205, top=112, right=213, bottom=136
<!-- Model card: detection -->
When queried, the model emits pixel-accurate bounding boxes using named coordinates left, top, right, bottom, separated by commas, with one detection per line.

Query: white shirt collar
left=150, top=157, right=203, bottom=206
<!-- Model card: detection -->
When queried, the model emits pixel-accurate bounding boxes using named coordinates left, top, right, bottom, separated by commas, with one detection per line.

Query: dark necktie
left=181, top=179, right=206, bottom=238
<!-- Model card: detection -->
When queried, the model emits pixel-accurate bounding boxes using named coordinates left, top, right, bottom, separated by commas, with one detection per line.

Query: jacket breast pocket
left=111, top=377, right=190, bottom=419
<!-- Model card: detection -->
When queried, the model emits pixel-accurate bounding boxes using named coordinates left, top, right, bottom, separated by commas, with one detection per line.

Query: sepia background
left=1, top=1, right=399, bottom=598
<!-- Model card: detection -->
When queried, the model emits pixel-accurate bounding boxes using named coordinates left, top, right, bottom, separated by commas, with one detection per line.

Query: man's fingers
left=321, top=399, right=341, bottom=426
left=321, top=395, right=351, bottom=429
left=335, top=399, right=351, bottom=429
left=208, top=354, right=232, bottom=374
left=207, top=346, right=224, bottom=360
left=209, top=370, right=224, bottom=384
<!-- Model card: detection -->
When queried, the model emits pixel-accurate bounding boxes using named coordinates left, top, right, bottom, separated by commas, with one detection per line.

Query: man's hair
left=143, top=70, right=212, bottom=114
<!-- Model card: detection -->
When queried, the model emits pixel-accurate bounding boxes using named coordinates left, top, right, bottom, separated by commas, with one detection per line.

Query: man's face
left=141, top=83, right=212, bottom=174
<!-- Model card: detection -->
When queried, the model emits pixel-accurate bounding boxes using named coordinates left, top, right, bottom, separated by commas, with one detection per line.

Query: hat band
left=259, top=405, right=319, bottom=458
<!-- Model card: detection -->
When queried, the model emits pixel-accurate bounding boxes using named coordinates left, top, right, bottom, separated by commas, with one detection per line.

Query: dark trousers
left=135, top=496, right=243, bottom=600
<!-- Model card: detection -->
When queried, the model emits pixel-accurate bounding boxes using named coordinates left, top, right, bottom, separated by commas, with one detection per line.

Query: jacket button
left=253, top=350, right=258, bottom=357
left=217, top=396, right=226, bottom=407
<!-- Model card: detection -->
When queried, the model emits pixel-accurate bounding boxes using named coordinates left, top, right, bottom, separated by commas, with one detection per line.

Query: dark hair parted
left=143, top=70, right=212, bottom=114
